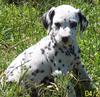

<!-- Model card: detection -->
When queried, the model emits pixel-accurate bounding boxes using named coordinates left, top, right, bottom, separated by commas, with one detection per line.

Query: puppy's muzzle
left=62, top=36, right=70, bottom=43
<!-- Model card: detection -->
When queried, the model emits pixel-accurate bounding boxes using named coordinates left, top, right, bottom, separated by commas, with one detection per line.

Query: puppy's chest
left=44, top=44, right=77, bottom=66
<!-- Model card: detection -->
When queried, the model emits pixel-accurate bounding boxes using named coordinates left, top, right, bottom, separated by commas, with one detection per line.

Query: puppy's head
left=42, top=5, right=88, bottom=45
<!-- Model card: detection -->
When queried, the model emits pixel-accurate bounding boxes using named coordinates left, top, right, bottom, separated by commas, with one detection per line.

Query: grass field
left=0, top=0, right=100, bottom=97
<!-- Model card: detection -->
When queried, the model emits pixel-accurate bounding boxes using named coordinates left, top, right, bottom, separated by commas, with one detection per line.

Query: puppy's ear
left=78, top=10, right=88, bottom=32
left=42, top=7, right=55, bottom=29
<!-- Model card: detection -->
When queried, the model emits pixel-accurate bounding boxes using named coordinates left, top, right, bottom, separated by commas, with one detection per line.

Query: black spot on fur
left=10, top=71, right=13, bottom=76
left=41, top=49, right=45, bottom=54
left=65, top=51, right=71, bottom=56
left=62, top=64, right=65, bottom=67
left=59, top=47, right=64, bottom=53
left=32, top=72, right=36, bottom=76
left=54, top=63, right=56, bottom=66
left=74, top=53, right=77, bottom=57
left=55, top=22, right=61, bottom=29
left=52, top=43, right=57, bottom=48
left=58, top=67, right=61, bottom=70
left=48, top=42, right=51, bottom=47
left=58, top=59, right=62, bottom=63
left=29, top=65, right=31, bottom=68
left=40, top=70, right=45, bottom=73
left=22, top=58, right=25, bottom=61
left=50, top=59, right=54, bottom=63
left=55, top=51, right=58, bottom=56
left=16, top=67, right=18, bottom=69
left=48, top=47, right=51, bottom=50
left=35, top=69, right=39, bottom=73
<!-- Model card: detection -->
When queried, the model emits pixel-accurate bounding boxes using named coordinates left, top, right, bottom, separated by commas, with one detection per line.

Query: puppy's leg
left=71, top=63, right=93, bottom=97
left=66, top=61, right=93, bottom=97
left=73, top=63, right=91, bottom=87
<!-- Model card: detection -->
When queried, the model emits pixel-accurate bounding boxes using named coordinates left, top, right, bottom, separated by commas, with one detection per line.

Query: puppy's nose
left=62, top=36, right=69, bottom=43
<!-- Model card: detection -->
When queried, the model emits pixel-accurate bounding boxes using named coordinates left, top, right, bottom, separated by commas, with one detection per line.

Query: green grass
left=0, top=0, right=100, bottom=97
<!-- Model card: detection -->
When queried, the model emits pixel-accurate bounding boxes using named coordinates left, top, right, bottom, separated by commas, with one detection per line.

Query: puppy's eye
left=55, top=22, right=61, bottom=29
left=70, top=21, right=77, bottom=28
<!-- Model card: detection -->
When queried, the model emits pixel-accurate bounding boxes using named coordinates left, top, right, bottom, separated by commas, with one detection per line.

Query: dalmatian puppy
left=42, top=5, right=91, bottom=97
left=4, top=5, right=91, bottom=96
